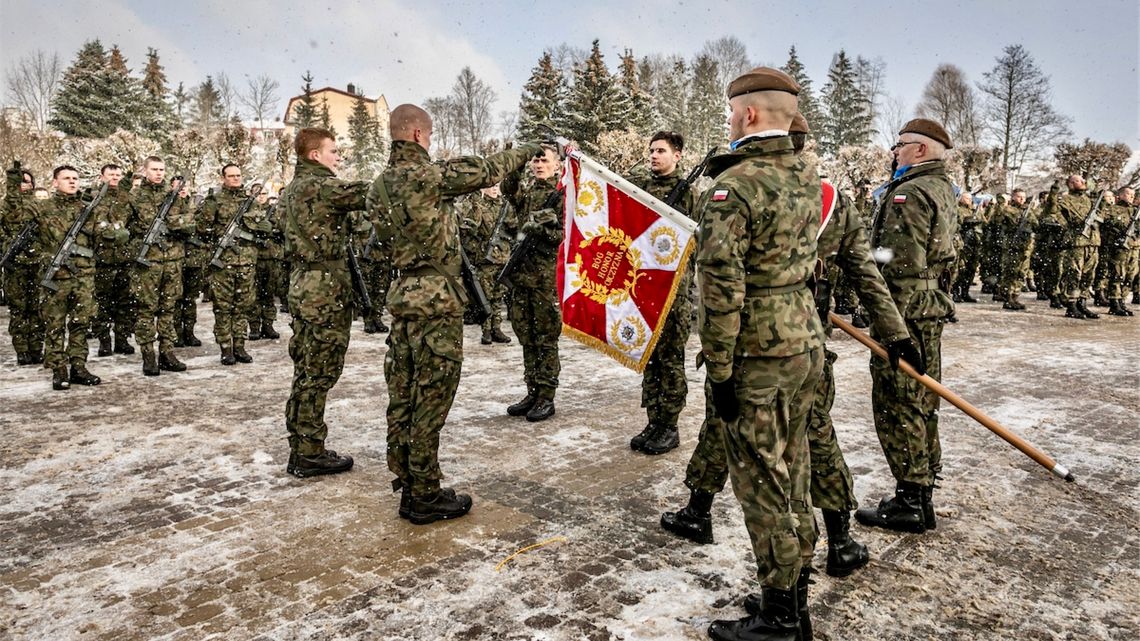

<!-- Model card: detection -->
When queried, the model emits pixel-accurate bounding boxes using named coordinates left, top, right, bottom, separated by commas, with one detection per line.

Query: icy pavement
left=1, top=296, right=1137, bottom=641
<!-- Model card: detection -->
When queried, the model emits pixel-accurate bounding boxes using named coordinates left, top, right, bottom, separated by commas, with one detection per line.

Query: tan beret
left=789, top=112, right=809, bottom=134
left=727, top=66, right=800, bottom=99
left=899, top=118, right=953, bottom=150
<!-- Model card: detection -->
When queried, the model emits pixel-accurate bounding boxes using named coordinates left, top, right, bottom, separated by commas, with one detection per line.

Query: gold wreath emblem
left=609, top=315, right=648, bottom=353
left=568, top=226, right=643, bottom=305
left=650, top=226, right=680, bottom=265
left=575, top=179, right=605, bottom=217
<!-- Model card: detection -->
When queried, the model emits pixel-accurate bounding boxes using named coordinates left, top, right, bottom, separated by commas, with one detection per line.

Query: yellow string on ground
left=494, top=536, right=568, bottom=572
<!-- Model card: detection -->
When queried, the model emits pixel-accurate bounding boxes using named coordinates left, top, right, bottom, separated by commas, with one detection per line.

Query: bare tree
left=423, top=96, right=462, bottom=158
left=916, top=64, right=981, bottom=147
left=978, top=44, right=1071, bottom=186
left=4, top=49, right=62, bottom=131
left=240, top=74, right=281, bottom=129
left=450, top=67, right=496, bottom=155
left=877, top=93, right=909, bottom=148
left=550, top=44, right=587, bottom=85
left=854, top=55, right=887, bottom=140
left=700, top=36, right=752, bottom=94
left=499, top=109, right=518, bottom=142
left=214, top=72, right=240, bottom=120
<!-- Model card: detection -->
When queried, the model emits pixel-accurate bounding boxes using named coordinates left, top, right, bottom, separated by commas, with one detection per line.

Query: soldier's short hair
left=21, top=171, right=34, bottom=188
left=143, top=156, right=164, bottom=168
left=220, top=163, right=241, bottom=177
left=650, top=131, right=684, bottom=153
left=52, top=165, right=78, bottom=179
left=100, top=163, right=122, bottom=174
left=295, top=128, right=334, bottom=158
left=1011, top=187, right=1026, bottom=196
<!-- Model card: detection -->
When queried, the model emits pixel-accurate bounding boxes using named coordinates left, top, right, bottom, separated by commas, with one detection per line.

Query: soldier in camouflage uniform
left=458, top=185, right=512, bottom=345
left=1100, top=187, right=1138, bottom=316
left=624, top=131, right=697, bottom=455
left=174, top=186, right=210, bottom=349
left=992, top=188, right=1037, bottom=310
left=696, top=69, right=825, bottom=641
left=248, top=190, right=284, bottom=340
left=90, top=164, right=137, bottom=357
left=198, top=164, right=271, bottom=365
left=855, top=119, right=957, bottom=538
left=356, top=207, right=394, bottom=335
left=128, top=156, right=194, bottom=376
left=368, top=104, right=541, bottom=524
left=33, top=166, right=117, bottom=390
left=1045, top=175, right=1101, bottom=319
left=2, top=163, right=45, bottom=365
left=1035, top=183, right=1068, bottom=307
left=281, top=128, right=370, bottom=478
left=501, top=145, right=565, bottom=423
left=952, top=193, right=983, bottom=303
left=979, top=195, right=1004, bottom=297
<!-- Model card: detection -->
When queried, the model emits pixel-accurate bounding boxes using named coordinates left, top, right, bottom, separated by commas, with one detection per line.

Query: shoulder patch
left=711, top=189, right=730, bottom=202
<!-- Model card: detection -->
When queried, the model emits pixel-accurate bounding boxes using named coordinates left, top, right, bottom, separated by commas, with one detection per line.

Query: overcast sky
left=2, top=0, right=1136, bottom=145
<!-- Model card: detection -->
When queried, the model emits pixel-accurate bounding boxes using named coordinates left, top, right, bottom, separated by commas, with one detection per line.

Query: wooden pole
left=829, top=312, right=1075, bottom=482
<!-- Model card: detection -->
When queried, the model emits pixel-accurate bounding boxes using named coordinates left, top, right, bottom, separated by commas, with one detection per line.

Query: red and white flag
left=557, top=152, right=698, bottom=372
left=817, top=179, right=838, bottom=239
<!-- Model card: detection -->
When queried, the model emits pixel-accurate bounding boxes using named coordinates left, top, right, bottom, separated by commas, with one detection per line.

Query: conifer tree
left=137, top=48, right=177, bottom=141
left=347, top=94, right=384, bottom=175
left=517, top=52, right=568, bottom=141
left=564, top=40, right=629, bottom=151
left=104, top=45, right=139, bottom=134
left=686, top=54, right=724, bottom=152
left=781, top=46, right=823, bottom=138
left=654, top=57, right=690, bottom=139
left=192, top=76, right=225, bottom=133
left=617, top=49, right=653, bottom=135
left=319, top=97, right=336, bottom=138
left=50, top=40, right=119, bottom=137
left=819, top=50, right=873, bottom=156
left=290, top=71, right=318, bottom=128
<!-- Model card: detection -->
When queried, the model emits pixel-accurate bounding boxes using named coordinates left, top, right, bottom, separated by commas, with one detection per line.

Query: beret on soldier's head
left=899, top=118, right=953, bottom=150
left=726, top=67, right=800, bottom=99
left=790, top=112, right=809, bottom=134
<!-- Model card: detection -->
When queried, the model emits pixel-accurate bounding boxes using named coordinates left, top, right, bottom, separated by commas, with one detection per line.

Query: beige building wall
left=283, top=85, right=390, bottom=147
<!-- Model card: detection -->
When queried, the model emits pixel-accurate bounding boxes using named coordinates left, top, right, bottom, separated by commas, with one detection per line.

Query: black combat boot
left=855, top=482, right=926, bottom=534
left=630, top=423, right=658, bottom=451
left=1133, top=292, right=1140, bottom=305
left=290, top=449, right=354, bottom=478
left=141, top=345, right=160, bottom=376
left=407, top=487, right=473, bottom=525
left=261, top=323, right=280, bottom=339
left=248, top=325, right=262, bottom=340
left=743, top=568, right=813, bottom=640
left=1036, top=290, right=1049, bottom=300
left=490, top=327, right=511, bottom=343
left=641, top=425, right=679, bottom=455
left=822, top=509, right=869, bottom=577
left=16, top=352, right=29, bottom=366
left=29, top=348, right=43, bottom=364
left=98, top=335, right=113, bottom=357
left=1093, top=290, right=1110, bottom=307
left=363, top=319, right=379, bottom=334
left=113, top=334, right=135, bottom=355
left=980, top=282, right=993, bottom=294
left=159, top=350, right=187, bottom=372
left=1050, top=295, right=1065, bottom=309
left=70, top=363, right=102, bottom=386
left=951, top=285, right=962, bottom=303
left=398, top=486, right=412, bottom=519
left=1077, top=298, right=1100, bottom=319
left=1064, top=301, right=1085, bottom=319
left=507, top=393, right=537, bottom=417
left=374, top=318, right=389, bottom=333
left=660, top=488, right=715, bottom=544
left=52, top=367, right=70, bottom=391
left=173, top=327, right=185, bottom=348
left=233, top=344, right=253, bottom=363
left=220, top=346, right=236, bottom=366
left=183, top=325, right=202, bottom=347
left=833, top=301, right=853, bottom=315
left=1026, top=279, right=1036, bottom=292
left=1002, top=293, right=1025, bottom=310
left=1117, top=299, right=1134, bottom=316
left=850, top=309, right=869, bottom=329
left=959, top=286, right=978, bottom=303
left=709, top=584, right=799, bottom=641
left=481, top=329, right=493, bottom=345
left=921, top=485, right=937, bottom=530
left=526, top=398, right=555, bottom=422
left=1108, top=299, right=1129, bottom=316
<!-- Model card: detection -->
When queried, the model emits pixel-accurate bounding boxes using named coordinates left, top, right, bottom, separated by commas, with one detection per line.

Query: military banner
left=557, top=151, right=698, bottom=372
left=818, top=179, right=838, bottom=238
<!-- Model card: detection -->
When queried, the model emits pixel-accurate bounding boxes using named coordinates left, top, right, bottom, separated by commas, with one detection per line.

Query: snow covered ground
left=1, top=295, right=1137, bottom=641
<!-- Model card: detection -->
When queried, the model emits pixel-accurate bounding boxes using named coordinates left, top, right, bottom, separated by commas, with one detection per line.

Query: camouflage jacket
left=1, top=182, right=44, bottom=267
left=501, top=170, right=563, bottom=290
left=89, top=185, right=135, bottom=265
left=990, top=202, right=1037, bottom=248
left=1044, top=189, right=1098, bottom=247
left=458, top=191, right=509, bottom=266
left=1100, top=203, right=1138, bottom=251
left=369, top=140, right=541, bottom=319
left=197, top=185, right=271, bottom=267
left=696, top=135, right=824, bottom=383
left=819, top=190, right=909, bottom=344
left=281, top=159, right=369, bottom=326
left=128, top=179, right=194, bottom=265
left=257, top=201, right=285, bottom=261
left=35, top=191, right=104, bottom=281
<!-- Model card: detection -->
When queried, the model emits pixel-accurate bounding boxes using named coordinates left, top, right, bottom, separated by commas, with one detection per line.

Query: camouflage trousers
left=1000, top=237, right=1034, bottom=295
left=1126, top=248, right=1140, bottom=297
left=508, top=284, right=561, bottom=400
left=385, top=314, right=463, bottom=497
left=42, top=275, right=95, bottom=369
left=210, top=264, right=255, bottom=346
left=285, top=308, right=352, bottom=456
left=1032, top=226, right=1062, bottom=296
left=93, top=262, right=135, bottom=341
left=980, top=231, right=1002, bottom=286
left=1060, top=246, right=1099, bottom=302
left=725, top=348, right=823, bottom=590
left=476, top=263, right=506, bottom=332
left=642, top=289, right=691, bottom=429
left=132, top=260, right=183, bottom=350
left=1102, top=247, right=1136, bottom=299
left=954, top=229, right=984, bottom=290
left=4, top=261, right=44, bottom=353
left=807, top=349, right=857, bottom=512
left=361, top=258, right=393, bottom=325
left=831, top=268, right=859, bottom=311
left=176, top=265, right=207, bottom=334
left=249, top=258, right=282, bottom=328
left=871, top=318, right=943, bottom=487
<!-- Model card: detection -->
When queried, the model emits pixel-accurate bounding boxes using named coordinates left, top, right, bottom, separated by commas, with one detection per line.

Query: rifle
left=460, top=245, right=491, bottom=324
left=1080, top=191, right=1106, bottom=239
left=346, top=242, right=372, bottom=315
left=484, top=197, right=513, bottom=263
left=496, top=188, right=563, bottom=287
left=135, top=176, right=186, bottom=267
left=361, top=224, right=380, bottom=261
left=663, top=146, right=717, bottom=213
left=1014, top=204, right=1033, bottom=239
left=0, top=220, right=35, bottom=268
left=1117, top=205, right=1140, bottom=248
left=208, top=184, right=263, bottom=269
left=40, top=183, right=109, bottom=292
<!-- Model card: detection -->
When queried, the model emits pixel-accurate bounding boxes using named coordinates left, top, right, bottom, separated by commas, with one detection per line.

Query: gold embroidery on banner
left=575, top=179, right=605, bottom=217
left=649, top=226, right=680, bottom=265
left=568, top=226, right=643, bottom=305
left=609, top=315, right=648, bottom=354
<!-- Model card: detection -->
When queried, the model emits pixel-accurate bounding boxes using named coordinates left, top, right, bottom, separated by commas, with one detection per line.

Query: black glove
left=709, top=377, right=740, bottom=422
left=6, top=160, right=22, bottom=189
left=886, top=338, right=926, bottom=376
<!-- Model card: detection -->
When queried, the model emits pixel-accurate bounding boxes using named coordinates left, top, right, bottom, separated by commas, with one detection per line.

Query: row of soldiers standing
left=0, top=158, right=290, bottom=389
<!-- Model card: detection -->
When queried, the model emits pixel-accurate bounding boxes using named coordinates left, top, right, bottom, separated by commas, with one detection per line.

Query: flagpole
left=568, top=150, right=699, bottom=234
